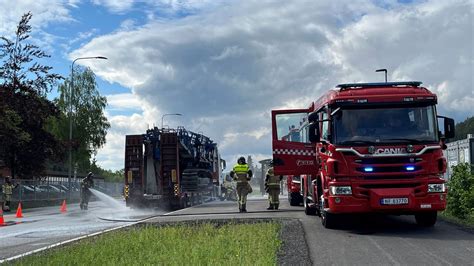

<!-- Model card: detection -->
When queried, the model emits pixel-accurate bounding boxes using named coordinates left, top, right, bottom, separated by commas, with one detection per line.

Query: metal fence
left=0, top=178, right=123, bottom=202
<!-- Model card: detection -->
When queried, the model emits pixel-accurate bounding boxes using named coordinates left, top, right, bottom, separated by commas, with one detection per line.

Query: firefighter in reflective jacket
left=80, top=172, right=94, bottom=210
left=230, top=157, right=253, bottom=212
left=265, top=167, right=283, bottom=210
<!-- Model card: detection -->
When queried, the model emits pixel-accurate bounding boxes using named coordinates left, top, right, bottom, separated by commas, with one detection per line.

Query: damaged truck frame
left=125, top=126, right=225, bottom=210
left=272, top=81, right=455, bottom=228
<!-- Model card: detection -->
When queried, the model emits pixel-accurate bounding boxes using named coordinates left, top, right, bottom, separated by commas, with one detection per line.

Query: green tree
left=89, top=159, right=123, bottom=182
left=51, top=66, right=110, bottom=172
left=0, top=84, right=64, bottom=178
left=453, top=116, right=474, bottom=141
left=0, top=12, right=63, bottom=178
left=0, top=12, right=62, bottom=95
left=447, top=163, right=474, bottom=219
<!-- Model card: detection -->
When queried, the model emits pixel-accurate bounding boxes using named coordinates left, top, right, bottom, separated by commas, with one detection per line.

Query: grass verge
left=440, top=211, right=474, bottom=228
left=10, top=222, right=281, bottom=266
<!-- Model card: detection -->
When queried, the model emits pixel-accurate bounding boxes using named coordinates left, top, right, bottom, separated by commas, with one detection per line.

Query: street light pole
left=161, top=113, right=182, bottom=129
left=68, top=56, right=107, bottom=196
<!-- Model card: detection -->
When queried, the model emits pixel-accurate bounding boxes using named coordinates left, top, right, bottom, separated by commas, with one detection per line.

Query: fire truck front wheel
left=304, top=198, right=317, bottom=215
left=415, top=211, right=437, bottom=227
left=320, top=196, right=337, bottom=229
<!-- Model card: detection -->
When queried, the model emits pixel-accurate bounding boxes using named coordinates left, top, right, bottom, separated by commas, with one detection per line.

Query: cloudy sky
left=1, top=0, right=472, bottom=170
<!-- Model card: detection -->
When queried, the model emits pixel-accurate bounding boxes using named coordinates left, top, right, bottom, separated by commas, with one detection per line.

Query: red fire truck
left=271, top=81, right=454, bottom=228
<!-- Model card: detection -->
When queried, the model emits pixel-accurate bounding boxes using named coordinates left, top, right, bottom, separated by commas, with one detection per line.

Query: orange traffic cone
left=0, top=208, right=5, bottom=226
left=16, top=202, right=23, bottom=218
left=60, top=200, right=67, bottom=213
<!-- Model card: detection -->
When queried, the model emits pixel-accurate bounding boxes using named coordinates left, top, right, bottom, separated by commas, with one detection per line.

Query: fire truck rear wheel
left=288, top=192, right=302, bottom=206
left=415, top=211, right=437, bottom=227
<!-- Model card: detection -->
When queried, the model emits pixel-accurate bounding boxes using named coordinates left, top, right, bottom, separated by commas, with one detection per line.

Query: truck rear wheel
left=289, top=193, right=301, bottom=206
left=415, top=211, right=437, bottom=227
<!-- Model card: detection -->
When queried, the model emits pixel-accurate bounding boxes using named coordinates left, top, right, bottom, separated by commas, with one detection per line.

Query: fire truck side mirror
left=443, top=117, right=455, bottom=139
left=438, top=116, right=455, bottom=139
left=308, top=122, right=320, bottom=143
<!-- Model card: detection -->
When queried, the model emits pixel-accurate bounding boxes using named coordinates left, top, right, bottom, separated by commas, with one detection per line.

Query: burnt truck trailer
left=124, top=127, right=225, bottom=209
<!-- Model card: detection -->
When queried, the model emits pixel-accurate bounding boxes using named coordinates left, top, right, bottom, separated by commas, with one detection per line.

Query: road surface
left=0, top=201, right=157, bottom=260
left=1, top=196, right=473, bottom=265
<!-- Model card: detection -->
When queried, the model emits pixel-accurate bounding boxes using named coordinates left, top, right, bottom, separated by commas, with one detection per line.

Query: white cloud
left=92, top=0, right=222, bottom=15
left=106, top=93, right=142, bottom=110
left=73, top=0, right=472, bottom=170
left=329, top=0, right=473, bottom=117
left=0, top=0, right=73, bottom=37
left=91, top=0, right=134, bottom=13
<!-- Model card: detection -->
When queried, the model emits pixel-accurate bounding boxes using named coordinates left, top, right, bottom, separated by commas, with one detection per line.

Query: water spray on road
left=89, top=189, right=128, bottom=211
left=89, top=189, right=162, bottom=221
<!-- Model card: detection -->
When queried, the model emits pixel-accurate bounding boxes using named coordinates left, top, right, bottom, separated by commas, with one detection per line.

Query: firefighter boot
left=242, top=204, right=247, bottom=213
left=267, top=203, right=273, bottom=210
left=274, top=203, right=279, bottom=210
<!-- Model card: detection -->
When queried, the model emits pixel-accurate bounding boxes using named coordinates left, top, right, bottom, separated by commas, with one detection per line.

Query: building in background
left=444, top=134, right=474, bottom=179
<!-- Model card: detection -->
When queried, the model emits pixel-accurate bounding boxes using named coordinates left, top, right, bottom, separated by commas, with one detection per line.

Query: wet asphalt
left=1, top=195, right=474, bottom=265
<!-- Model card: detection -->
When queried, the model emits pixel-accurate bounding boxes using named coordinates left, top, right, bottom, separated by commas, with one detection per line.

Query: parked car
left=38, top=185, right=62, bottom=193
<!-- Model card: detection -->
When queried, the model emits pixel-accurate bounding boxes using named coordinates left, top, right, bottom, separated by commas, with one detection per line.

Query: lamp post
left=161, top=113, right=182, bottom=129
left=68, top=56, right=107, bottom=196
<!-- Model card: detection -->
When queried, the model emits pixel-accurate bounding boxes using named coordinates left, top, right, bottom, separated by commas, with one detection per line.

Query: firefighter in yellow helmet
left=265, top=166, right=283, bottom=210
left=229, top=157, right=253, bottom=212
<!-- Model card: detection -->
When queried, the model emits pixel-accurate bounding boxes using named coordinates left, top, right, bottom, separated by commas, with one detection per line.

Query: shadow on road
left=329, top=214, right=474, bottom=241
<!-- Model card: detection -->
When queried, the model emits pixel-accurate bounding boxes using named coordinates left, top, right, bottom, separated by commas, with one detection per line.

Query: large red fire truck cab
left=272, top=81, right=455, bottom=228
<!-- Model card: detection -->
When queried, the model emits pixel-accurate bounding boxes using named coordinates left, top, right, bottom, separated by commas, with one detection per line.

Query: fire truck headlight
left=428, top=183, right=445, bottom=193
left=329, top=186, right=352, bottom=195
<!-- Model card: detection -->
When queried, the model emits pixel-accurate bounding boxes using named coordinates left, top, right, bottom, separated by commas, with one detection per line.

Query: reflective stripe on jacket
left=266, top=174, right=281, bottom=189
left=2, top=184, right=14, bottom=195
left=233, top=164, right=249, bottom=182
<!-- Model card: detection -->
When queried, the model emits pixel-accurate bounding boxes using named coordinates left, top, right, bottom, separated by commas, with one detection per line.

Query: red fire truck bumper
left=327, top=188, right=447, bottom=214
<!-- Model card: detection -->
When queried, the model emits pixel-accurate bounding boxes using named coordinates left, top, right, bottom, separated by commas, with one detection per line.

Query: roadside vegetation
left=452, top=116, right=474, bottom=141
left=11, top=222, right=281, bottom=265
left=443, top=163, right=474, bottom=226
left=0, top=12, right=114, bottom=179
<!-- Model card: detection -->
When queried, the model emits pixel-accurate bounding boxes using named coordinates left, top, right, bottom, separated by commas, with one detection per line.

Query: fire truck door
left=271, top=109, right=318, bottom=176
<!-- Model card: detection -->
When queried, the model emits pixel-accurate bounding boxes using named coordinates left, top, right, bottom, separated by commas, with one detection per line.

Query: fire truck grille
left=355, top=157, right=421, bottom=164
left=362, top=175, right=415, bottom=180
left=356, top=165, right=421, bottom=173
left=360, top=183, right=421, bottom=189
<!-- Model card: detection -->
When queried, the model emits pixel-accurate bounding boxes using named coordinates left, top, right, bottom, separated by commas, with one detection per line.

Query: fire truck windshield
left=333, top=105, right=438, bottom=145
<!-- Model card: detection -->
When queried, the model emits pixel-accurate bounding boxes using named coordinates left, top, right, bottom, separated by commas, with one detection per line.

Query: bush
left=446, top=163, right=474, bottom=219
